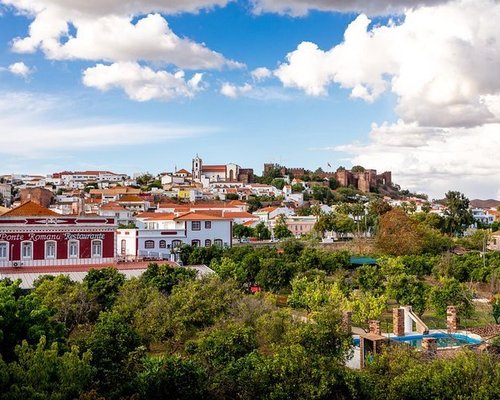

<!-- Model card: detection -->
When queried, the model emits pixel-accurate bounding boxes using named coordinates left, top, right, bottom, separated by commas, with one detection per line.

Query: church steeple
left=192, top=154, right=202, bottom=180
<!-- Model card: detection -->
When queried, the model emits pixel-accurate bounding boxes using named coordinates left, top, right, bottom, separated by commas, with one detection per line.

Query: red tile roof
left=174, top=211, right=232, bottom=221
left=118, top=195, right=144, bottom=202
left=202, top=165, right=226, bottom=172
left=1, top=201, right=59, bottom=217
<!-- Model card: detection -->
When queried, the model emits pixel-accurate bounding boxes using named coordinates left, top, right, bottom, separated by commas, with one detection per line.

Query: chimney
left=393, top=308, right=405, bottom=336
left=422, top=337, right=437, bottom=357
left=368, top=320, right=381, bottom=335
left=447, top=306, right=459, bottom=332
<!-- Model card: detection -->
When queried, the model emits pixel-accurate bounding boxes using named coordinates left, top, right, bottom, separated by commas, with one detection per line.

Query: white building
left=117, top=211, right=232, bottom=261
left=54, top=171, right=128, bottom=189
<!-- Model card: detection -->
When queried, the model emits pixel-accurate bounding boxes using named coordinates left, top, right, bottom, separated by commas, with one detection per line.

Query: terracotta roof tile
left=1, top=201, right=59, bottom=217
left=118, top=195, right=144, bottom=202
left=174, top=211, right=231, bottom=221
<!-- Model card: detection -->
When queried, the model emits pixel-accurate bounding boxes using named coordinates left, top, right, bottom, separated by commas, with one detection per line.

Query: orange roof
left=118, top=195, right=144, bottom=202
left=256, top=206, right=277, bottom=213
left=228, top=200, right=246, bottom=206
left=174, top=211, right=232, bottom=221
left=202, top=165, right=226, bottom=172
left=223, top=211, right=256, bottom=219
left=100, top=202, right=127, bottom=211
left=176, top=168, right=191, bottom=174
left=1, top=201, right=59, bottom=217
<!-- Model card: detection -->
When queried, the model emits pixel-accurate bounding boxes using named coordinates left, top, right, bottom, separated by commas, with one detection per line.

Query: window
left=0, top=243, right=8, bottom=259
left=205, top=239, right=212, bottom=247
left=45, top=241, right=56, bottom=259
left=145, top=240, right=155, bottom=249
left=68, top=241, right=79, bottom=258
left=192, top=221, right=201, bottom=231
left=214, top=239, right=223, bottom=247
left=91, top=240, right=102, bottom=257
left=120, top=239, right=126, bottom=255
left=159, top=240, right=166, bottom=249
left=21, top=242, right=33, bottom=259
left=205, top=221, right=212, bottom=229
left=172, top=240, right=182, bottom=248
left=191, top=240, right=200, bottom=247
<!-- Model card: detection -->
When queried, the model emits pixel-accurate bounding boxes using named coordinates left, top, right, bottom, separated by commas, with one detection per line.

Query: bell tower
left=192, top=154, right=202, bottom=181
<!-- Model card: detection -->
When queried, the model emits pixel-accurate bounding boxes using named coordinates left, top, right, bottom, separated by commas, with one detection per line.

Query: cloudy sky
left=0, top=0, right=499, bottom=199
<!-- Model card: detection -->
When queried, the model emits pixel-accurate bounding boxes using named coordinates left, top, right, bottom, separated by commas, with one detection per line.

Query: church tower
left=192, top=154, right=202, bottom=181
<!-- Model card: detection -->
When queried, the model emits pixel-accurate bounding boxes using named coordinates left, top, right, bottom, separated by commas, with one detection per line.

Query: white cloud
left=336, top=120, right=500, bottom=199
left=251, top=67, right=272, bottom=81
left=12, top=12, right=241, bottom=69
left=274, top=0, right=500, bottom=127
left=220, top=82, right=252, bottom=98
left=0, top=91, right=216, bottom=157
left=82, top=62, right=204, bottom=101
left=250, top=0, right=450, bottom=16
left=2, top=0, right=242, bottom=100
left=1, top=0, right=231, bottom=17
left=8, top=61, right=33, bottom=77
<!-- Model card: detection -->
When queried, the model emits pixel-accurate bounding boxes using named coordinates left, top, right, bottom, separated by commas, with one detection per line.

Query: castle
left=263, top=163, right=391, bottom=193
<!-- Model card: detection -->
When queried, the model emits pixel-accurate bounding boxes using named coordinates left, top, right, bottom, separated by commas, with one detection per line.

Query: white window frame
left=205, top=239, right=212, bottom=247
left=21, top=241, right=33, bottom=260
left=205, top=221, right=212, bottom=229
left=144, top=240, right=155, bottom=249
left=45, top=241, right=57, bottom=259
left=192, top=221, right=201, bottom=231
left=0, top=242, right=8, bottom=260
left=214, top=239, right=223, bottom=247
left=191, top=239, right=200, bottom=247
left=68, top=240, right=79, bottom=258
left=91, top=240, right=102, bottom=258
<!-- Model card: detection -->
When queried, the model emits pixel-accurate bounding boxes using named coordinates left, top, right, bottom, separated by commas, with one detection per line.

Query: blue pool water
left=353, top=332, right=481, bottom=348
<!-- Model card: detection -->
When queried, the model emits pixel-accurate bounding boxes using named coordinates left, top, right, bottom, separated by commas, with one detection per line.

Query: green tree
left=492, top=297, right=500, bottom=324
left=0, top=280, right=65, bottom=362
left=443, top=191, right=474, bottom=236
left=291, top=183, right=304, bottom=192
left=135, top=355, right=207, bottom=400
left=142, top=263, right=196, bottom=294
left=33, top=274, right=98, bottom=330
left=255, top=222, right=271, bottom=240
left=84, top=267, right=125, bottom=311
left=5, top=337, right=93, bottom=400
left=428, top=277, right=474, bottom=318
left=271, top=178, right=286, bottom=190
left=246, top=197, right=262, bottom=213
left=354, top=264, right=384, bottom=295
left=84, top=311, right=141, bottom=397
left=386, top=274, right=428, bottom=316
left=273, top=215, right=293, bottom=239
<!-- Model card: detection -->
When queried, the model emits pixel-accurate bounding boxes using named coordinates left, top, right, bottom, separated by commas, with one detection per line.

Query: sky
left=0, top=0, right=499, bottom=200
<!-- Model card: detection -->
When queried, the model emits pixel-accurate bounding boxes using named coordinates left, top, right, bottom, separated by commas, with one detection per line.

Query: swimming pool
left=352, top=331, right=481, bottom=348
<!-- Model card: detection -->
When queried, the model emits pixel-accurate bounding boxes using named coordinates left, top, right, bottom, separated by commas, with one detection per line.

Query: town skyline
left=1, top=0, right=499, bottom=200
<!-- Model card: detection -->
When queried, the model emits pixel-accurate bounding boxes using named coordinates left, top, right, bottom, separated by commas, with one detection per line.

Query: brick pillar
left=393, top=308, right=405, bottom=336
left=422, top=337, right=437, bottom=357
left=368, top=320, right=381, bottom=335
left=342, top=311, right=352, bottom=334
left=447, top=306, right=459, bottom=332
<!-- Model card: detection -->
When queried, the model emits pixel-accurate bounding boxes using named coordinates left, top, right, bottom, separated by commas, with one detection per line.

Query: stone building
left=19, top=187, right=54, bottom=208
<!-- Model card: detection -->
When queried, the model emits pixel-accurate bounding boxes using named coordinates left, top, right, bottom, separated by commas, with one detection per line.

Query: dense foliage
left=1, top=236, right=500, bottom=399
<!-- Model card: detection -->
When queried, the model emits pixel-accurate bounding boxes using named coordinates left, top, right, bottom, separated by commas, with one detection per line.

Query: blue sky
left=0, top=0, right=499, bottom=199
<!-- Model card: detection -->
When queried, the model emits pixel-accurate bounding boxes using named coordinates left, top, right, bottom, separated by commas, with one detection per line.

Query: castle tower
left=192, top=155, right=202, bottom=181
